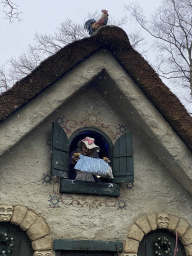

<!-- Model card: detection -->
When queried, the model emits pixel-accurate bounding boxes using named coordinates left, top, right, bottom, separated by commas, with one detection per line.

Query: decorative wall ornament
left=0, top=205, right=13, bottom=222
left=125, top=213, right=190, bottom=255
left=48, top=179, right=130, bottom=209
left=0, top=231, right=14, bottom=256
left=126, top=182, right=134, bottom=189
left=0, top=204, right=52, bottom=256
left=42, top=173, right=53, bottom=185
left=118, top=124, right=128, bottom=134
left=52, top=113, right=128, bottom=142
left=154, top=237, right=172, bottom=256
left=157, top=213, right=170, bottom=229
left=117, top=199, right=127, bottom=211
left=48, top=195, right=61, bottom=208
left=46, top=115, right=130, bottom=209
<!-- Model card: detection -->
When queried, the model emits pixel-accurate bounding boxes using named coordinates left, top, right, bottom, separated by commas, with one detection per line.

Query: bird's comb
left=102, top=10, right=108, bottom=14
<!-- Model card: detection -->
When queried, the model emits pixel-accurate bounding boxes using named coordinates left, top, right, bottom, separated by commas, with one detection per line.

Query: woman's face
left=81, top=145, right=90, bottom=156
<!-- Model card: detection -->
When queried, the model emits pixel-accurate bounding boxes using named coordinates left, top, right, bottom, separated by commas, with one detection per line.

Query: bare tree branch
left=2, top=0, right=21, bottom=22
left=128, top=31, right=145, bottom=49
left=0, top=67, right=10, bottom=91
left=0, top=12, right=144, bottom=94
left=1, top=12, right=134, bottom=93
left=126, top=0, right=192, bottom=95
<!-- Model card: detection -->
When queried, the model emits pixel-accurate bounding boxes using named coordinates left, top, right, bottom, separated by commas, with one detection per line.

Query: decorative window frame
left=123, top=213, right=192, bottom=256
left=68, top=127, right=114, bottom=155
left=0, top=204, right=52, bottom=256
left=51, top=123, right=134, bottom=197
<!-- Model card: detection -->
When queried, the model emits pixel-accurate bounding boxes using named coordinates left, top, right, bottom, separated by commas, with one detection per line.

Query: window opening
left=52, top=122, right=134, bottom=196
left=0, top=222, right=33, bottom=256
left=69, top=130, right=111, bottom=160
left=69, top=129, right=112, bottom=182
left=138, top=229, right=186, bottom=256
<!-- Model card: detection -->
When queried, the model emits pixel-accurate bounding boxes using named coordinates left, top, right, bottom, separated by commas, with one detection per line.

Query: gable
left=0, top=48, right=192, bottom=196
left=0, top=26, right=192, bottom=152
left=1, top=113, right=191, bottom=243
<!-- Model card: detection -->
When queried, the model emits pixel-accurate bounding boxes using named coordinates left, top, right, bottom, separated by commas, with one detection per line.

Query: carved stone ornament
left=33, top=251, right=52, bottom=256
left=157, top=213, right=170, bottom=229
left=125, top=213, right=192, bottom=255
left=0, top=205, right=13, bottom=222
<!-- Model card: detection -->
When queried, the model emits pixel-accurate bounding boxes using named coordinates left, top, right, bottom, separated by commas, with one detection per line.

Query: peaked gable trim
left=0, top=49, right=192, bottom=196
left=0, top=26, right=192, bottom=153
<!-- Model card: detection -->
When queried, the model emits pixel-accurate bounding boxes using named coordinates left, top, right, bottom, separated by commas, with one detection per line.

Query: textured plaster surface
left=125, top=213, right=192, bottom=254
left=1, top=83, right=192, bottom=243
left=0, top=205, right=52, bottom=255
left=0, top=49, right=192, bottom=196
left=0, top=50, right=192, bottom=250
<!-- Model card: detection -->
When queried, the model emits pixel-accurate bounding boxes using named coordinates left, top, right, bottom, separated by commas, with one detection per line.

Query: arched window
left=68, top=128, right=113, bottom=182
left=69, top=128, right=112, bottom=160
left=51, top=122, right=134, bottom=196
left=138, top=229, right=186, bottom=256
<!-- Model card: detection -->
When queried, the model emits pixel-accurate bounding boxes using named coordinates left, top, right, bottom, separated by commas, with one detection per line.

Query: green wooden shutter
left=113, top=132, right=133, bottom=183
left=51, top=122, right=69, bottom=178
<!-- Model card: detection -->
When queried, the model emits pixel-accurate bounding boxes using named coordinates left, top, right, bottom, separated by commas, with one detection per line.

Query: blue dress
left=69, top=149, right=100, bottom=182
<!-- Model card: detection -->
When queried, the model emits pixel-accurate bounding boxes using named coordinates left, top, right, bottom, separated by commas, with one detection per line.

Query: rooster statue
left=84, top=10, right=109, bottom=35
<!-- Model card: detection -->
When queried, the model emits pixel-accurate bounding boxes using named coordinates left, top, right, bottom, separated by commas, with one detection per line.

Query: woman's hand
left=72, top=153, right=80, bottom=163
left=103, top=157, right=110, bottom=163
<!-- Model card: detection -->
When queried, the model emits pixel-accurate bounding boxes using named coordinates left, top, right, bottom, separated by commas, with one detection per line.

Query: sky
left=1, top=0, right=159, bottom=64
left=1, top=0, right=192, bottom=114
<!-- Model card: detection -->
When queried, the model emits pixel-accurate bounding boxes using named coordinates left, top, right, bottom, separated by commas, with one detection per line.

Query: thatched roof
left=1, top=26, right=192, bottom=151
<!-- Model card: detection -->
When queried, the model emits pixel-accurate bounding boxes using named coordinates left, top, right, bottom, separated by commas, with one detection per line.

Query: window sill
left=60, top=179, right=120, bottom=196
left=54, top=239, right=123, bottom=252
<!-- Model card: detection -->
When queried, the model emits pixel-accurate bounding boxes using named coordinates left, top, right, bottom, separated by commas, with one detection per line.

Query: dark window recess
left=54, top=239, right=123, bottom=256
left=69, top=129, right=111, bottom=160
left=138, top=229, right=186, bottom=256
left=51, top=122, right=134, bottom=196
left=0, top=222, right=33, bottom=256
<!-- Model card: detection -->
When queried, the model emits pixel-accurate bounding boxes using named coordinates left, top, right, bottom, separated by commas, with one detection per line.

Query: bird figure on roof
left=84, top=10, right=109, bottom=35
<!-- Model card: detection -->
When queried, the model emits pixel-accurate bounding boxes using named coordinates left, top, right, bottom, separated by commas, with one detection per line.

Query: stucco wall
left=0, top=85, right=192, bottom=246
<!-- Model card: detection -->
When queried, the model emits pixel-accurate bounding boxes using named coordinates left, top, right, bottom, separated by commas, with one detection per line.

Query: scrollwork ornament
left=154, top=237, right=172, bottom=256
left=0, top=232, right=14, bottom=256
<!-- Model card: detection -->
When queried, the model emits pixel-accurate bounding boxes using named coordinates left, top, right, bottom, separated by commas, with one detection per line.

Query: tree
left=0, top=14, right=143, bottom=92
left=2, top=0, right=21, bottom=22
left=0, top=68, right=10, bottom=91
left=126, top=0, right=192, bottom=95
left=34, top=13, right=128, bottom=57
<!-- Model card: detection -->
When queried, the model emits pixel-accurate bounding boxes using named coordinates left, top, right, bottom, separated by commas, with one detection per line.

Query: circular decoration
left=117, top=199, right=127, bottom=210
left=0, top=232, right=14, bottom=256
left=42, top=173, right=52, bottom=184
left=154, top=237, right=172, bottom=256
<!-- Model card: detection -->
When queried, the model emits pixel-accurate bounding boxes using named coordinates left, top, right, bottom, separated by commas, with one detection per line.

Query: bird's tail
left=84, top=19, right=96, bottom=35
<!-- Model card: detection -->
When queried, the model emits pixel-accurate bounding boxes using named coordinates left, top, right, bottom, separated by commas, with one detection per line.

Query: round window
left=69, top=129, right=112, bottom=160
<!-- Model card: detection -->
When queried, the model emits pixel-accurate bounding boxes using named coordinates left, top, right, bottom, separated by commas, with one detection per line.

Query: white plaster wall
left=0, top=86, right=192, bottom=244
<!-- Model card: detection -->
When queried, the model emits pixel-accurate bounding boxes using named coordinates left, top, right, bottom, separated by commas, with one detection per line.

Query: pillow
left=74, top=155, right=113, bottom=179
